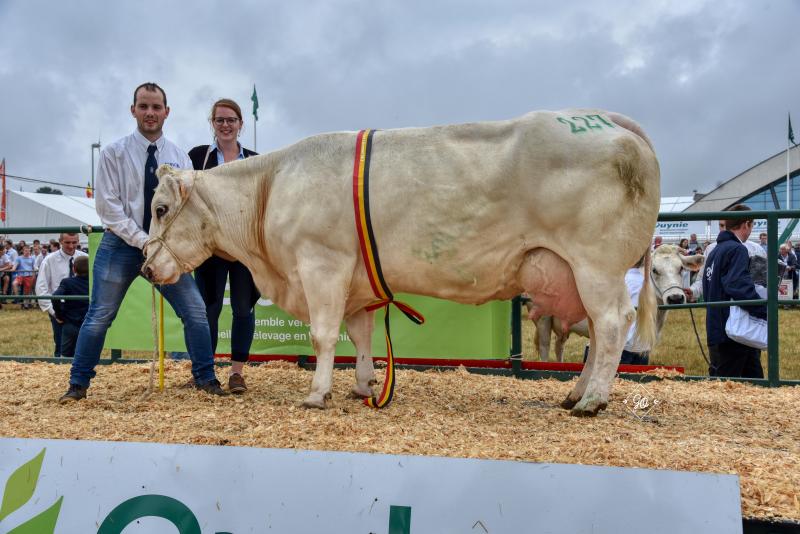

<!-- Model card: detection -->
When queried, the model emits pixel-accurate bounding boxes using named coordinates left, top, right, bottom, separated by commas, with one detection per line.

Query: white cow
left=143, top=109, right=661, bottom=416
left=531, top=245, right=704, bottom=362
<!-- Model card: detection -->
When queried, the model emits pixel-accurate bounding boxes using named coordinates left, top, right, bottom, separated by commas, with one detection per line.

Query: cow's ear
left=681, top=254, right=704, bottom=272
left=177, top=173, right=195, bottom=201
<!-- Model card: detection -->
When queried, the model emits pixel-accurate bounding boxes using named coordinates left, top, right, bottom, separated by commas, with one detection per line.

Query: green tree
left=35, top=186, right=62, bottom=195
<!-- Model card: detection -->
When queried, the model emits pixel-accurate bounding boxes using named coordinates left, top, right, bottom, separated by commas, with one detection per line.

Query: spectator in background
left=35, top=233, right=87, bottom=357
left=49, top=239, right=60, bottom=253
left=52, top=256, right=90, bottom=358
left=678, top=238, right=690, bottom=254
left=702, top=205, right=765, bottom=378
left=653, top=236, right=663, bottom=250
left=759, top=233, right=768, bottom=254
left=12, top=245, right=36, bottom=309
left=0, top=250, right=13, bottom=305
left=687, top=233, right=701, bottom=254
left=3, top=240, right=18, bottom=299
left=780, top=243, right=799, bottom=299
left=32, top=242, right=45, bottom=271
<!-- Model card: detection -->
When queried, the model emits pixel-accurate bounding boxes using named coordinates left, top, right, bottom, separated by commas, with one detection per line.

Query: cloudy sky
left=0, top=0, right=798, bottom=199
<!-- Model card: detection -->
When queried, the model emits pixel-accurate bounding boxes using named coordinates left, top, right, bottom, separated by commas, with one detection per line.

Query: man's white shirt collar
left=132, top=129, right=166, bottom=152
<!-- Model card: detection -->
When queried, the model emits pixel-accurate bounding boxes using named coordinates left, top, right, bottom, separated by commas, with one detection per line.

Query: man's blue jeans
left=70, top=232, right=217, bottom=388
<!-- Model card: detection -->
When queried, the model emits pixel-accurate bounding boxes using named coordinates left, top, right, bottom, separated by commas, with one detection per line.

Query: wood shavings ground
left=1, top=361, right=797, bottom=521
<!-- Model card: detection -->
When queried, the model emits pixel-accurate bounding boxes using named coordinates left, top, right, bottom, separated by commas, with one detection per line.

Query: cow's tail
left=634, top=249, right=658, bottom=351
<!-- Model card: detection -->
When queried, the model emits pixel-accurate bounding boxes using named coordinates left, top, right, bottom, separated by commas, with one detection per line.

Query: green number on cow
left=586, top=114, right=615, bottom=128
left=573, top=116, right=602, bottom=130
left=556, top=117, right=586, bottom=133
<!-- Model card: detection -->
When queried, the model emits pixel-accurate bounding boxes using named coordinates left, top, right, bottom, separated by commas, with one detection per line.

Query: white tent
left=0, top=190, right=100, bottom=244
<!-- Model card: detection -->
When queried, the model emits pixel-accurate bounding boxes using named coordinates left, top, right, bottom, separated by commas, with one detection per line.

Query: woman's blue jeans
left=70, top=232, right=217, bottom=388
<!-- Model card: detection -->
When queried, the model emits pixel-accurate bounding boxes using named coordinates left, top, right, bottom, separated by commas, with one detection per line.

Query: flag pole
left=789, top=113, right=793, bottom=211
left=251, top=84, right=259, bottom=152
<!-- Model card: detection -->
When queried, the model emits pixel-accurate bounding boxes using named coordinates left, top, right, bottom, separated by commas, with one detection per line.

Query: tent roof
left=9, top=191, right=101, bottom=226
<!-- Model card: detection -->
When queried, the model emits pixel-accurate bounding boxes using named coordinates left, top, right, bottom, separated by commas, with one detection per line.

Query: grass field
left=522, top=307, right=800, bottom=379
left=1, top=305, right=798, bottom=379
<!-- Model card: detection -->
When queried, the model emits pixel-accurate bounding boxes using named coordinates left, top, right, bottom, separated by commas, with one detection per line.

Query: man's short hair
left=724, top=204, right=753, bottom=231
left=133, top=82, right=167, bottom=107
left=59, top=233, right=79, bottom=243
left=74, top=255, right=89, bottom=277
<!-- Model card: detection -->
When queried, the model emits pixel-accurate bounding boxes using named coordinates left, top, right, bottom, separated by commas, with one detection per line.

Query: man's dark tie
left=68, top=256, right=74, bottom=278
left=143, top=144, right=158, bottom=233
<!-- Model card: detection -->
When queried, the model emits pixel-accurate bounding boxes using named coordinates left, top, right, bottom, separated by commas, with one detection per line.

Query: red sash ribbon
left=352, top=129, right=424, bottom=408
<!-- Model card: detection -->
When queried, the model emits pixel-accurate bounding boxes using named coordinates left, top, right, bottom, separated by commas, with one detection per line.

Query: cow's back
left=265, top=110, right=660, bottom=308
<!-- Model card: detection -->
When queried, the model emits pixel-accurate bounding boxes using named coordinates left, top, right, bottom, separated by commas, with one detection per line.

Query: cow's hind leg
left=346, top=308, right=376, bottom=398
left=534, top=315, right=552, bottom=362
left=560, top=319, right=595, bottom=409
left=567, top=269, right=634, bottom=417
left=298, top=261, right=351, bottom=409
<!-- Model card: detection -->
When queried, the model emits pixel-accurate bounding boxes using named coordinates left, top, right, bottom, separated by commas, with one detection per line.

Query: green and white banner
left=0, top=437, right=742, bottom=534
left=89, top=234, right=510, bottom=359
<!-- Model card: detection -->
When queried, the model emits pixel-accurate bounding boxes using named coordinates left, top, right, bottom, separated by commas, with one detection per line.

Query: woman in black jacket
left=189, top=98, right=259, bottom=394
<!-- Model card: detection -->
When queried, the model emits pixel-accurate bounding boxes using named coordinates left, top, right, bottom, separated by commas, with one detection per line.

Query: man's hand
left=683, top=288, right=696, bottom=303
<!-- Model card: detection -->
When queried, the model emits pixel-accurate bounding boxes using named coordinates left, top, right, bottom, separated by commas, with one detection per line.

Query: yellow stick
left=159, top=294, right=165, bottom=391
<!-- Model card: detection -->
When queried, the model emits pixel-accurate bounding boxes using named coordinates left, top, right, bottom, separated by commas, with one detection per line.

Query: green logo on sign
left=0, top=448, right=63, bottom=534
left=98, top=495, right=202, bottom=534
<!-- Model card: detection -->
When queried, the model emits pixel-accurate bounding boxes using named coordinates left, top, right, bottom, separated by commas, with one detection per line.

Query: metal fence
left=1, top=214, right=799, bottom=387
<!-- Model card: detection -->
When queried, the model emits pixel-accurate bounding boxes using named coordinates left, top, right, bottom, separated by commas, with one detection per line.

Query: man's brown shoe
left=59, top=384, right=87, bottom=403
left=228, top=373, right=247, bottom=394
left=196, top=379, right=229, bottom=396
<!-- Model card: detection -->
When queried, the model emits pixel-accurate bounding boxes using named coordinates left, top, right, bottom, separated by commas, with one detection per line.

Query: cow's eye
left=155, top=205, right=168, bottom=219
left=652, top=267, right=660, bottom=276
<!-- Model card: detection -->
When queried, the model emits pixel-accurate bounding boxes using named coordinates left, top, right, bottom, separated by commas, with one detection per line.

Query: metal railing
left=2, top=218, right=799, bottom=386
left=510, top=209, right=800, bottom=387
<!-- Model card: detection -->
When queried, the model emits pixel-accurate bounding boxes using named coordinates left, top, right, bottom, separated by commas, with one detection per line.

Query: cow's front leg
left=346, top=308, right=376, bottom=398
left=298, top=261, right=351, bottom=409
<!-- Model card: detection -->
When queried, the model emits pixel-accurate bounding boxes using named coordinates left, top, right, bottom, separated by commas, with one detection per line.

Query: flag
left=0, top=158, right=6, bottom=222
left=251, top=84, right=259, bottom=121
left=85, top=181, right=93, bottom=198
left=791, top=113, right=797, bottom=146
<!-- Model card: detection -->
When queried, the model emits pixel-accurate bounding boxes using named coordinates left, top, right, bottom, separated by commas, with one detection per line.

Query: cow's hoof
left=350, top=384, right=374, bottom=399
left=570, top=395, right=608, bottom=417
left=301, top=393, right=329, bottom=409
left=560, top=395, right=579, bottom=410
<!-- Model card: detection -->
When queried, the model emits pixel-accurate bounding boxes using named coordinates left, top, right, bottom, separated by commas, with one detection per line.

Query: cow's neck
left=194, top=155, right=284, bottom=301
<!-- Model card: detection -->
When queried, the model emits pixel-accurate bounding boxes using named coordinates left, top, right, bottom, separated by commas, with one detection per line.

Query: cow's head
left=141, top=165, right=216, bottom=284
left=650, top=244, right=703, bottom=305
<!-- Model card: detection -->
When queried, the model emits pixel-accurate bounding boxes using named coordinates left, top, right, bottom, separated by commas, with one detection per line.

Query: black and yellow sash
left=352, top=129, right=424, bottom=408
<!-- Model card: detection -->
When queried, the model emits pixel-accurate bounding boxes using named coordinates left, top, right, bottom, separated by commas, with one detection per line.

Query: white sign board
left=0, top=438, right=742, bottom=534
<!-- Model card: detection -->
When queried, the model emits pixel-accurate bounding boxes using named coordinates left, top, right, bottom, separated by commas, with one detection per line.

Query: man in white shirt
left=35, top=233, right=87, bottom=356
left=60, top=82, right=226, bottom=402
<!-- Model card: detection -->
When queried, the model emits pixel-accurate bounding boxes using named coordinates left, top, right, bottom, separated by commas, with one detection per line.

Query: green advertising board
left=91, top=234, right=510, bottom=359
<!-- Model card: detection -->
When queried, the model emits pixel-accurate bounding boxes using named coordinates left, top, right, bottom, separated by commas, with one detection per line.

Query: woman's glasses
left=213, top=117, right=240, bottom=126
